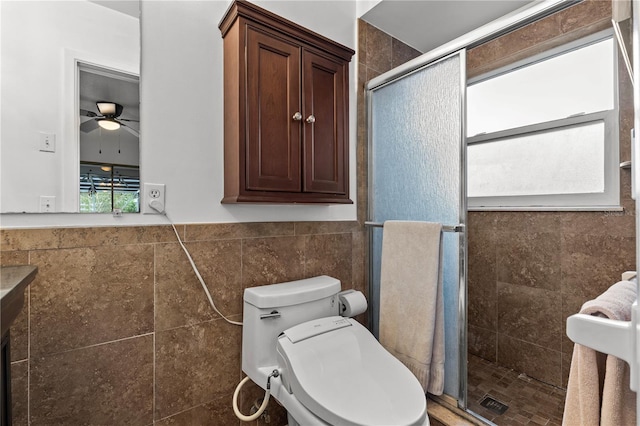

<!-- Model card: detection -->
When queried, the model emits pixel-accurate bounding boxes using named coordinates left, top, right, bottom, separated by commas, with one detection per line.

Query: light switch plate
left=39, top=132, right=55, bottom=152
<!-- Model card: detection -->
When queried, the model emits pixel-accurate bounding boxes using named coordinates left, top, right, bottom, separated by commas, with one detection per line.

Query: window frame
left=466, top=30, right=620, bottom=211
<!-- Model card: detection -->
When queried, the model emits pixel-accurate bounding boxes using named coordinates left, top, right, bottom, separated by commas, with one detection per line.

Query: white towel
left=563, top=280, right=637, bottom=426
left=379, top=220, right=445, bottom=395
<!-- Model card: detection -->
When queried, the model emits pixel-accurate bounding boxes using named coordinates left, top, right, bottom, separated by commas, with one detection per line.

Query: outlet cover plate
left=143, top=183, right=165, bottom=214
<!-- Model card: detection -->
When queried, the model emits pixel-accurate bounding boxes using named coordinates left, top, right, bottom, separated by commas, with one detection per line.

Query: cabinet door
left=302, top=50, right=347, bottom=194
left=246, top=26, right=302, bottom=192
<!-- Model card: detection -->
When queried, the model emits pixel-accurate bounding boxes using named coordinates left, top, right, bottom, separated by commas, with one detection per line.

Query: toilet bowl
left=240, top=276, right=429, bottom=426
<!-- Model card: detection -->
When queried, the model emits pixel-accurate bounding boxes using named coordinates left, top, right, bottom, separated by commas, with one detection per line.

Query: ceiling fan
left=80, top=101, right=139, bottom=137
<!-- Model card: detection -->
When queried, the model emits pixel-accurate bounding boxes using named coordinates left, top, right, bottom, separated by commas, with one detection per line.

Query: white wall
left=1, top=0, right=366, bottom=228
left=0, top=1, right=139, bottom=216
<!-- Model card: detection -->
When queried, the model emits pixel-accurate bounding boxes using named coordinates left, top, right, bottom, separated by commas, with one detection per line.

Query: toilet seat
left=276, top=316, right=428, bottom=426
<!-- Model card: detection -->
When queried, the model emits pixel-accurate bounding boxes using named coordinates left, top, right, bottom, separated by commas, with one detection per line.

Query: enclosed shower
left=364, top=0, right=634, bottom=424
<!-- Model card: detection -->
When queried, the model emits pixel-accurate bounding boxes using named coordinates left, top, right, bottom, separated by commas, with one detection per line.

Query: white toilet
left=242, top=275, right=429, bottom=426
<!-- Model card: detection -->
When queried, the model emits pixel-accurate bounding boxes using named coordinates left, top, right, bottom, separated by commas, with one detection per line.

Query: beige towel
left=379, top=220, right=445, bottom=395
left=563, top=280, right=637, bottom=426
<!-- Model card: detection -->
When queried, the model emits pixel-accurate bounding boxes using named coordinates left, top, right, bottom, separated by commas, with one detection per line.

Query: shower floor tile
left=467, top=354, right=566, bottom=425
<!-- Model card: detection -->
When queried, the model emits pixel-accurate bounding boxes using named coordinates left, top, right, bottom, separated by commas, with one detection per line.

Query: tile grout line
left=27, top=250, right=31, bottom=425
left=34, top=332, right=156, bottom=359
left=155, top=313, right=243, bottom=335
left=239, top=236, right=244, bottom=385
left=152, top=242, right=157, bottom=424
left=302, top=234, right=307, bottom=277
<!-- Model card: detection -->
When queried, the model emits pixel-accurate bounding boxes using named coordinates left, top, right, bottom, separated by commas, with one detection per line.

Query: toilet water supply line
left=232, top=370, right=280, bottom=421
left=152, top=205, right=278, bottom=421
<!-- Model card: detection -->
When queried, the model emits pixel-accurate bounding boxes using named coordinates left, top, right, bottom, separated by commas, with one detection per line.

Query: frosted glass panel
left=468, top=121, right=605, bottom=197
left=370, top=53, right=464, bottom=398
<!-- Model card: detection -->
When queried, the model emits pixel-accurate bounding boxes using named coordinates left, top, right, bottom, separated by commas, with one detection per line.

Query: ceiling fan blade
left=80, top=109, right=99, bottom=118
left=80, top=119, right=100, bottom=133
left=118, top=118, right=139, bottom=123
left=121, top=123, right=139, bottom=137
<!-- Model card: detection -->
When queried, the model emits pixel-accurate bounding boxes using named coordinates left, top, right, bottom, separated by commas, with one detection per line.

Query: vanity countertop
left=1, top=265, right=37, bottom=336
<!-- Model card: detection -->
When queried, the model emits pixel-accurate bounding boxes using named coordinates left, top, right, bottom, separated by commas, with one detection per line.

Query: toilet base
left=285, top=407, right=430, bottom=426
left=273, top=380, right=430, bottom=426
left=270, top=378, right=330, bottom=425
left=287, top=412, right=298, bottom=426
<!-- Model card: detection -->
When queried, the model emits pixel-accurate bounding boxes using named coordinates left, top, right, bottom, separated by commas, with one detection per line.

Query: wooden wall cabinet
left=219, top=0, right=354, bottom=203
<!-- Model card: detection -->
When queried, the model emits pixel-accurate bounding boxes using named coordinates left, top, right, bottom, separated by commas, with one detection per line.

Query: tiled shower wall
left=467, top=0, right=636, bottom=388
left=0, top=222, right=365, bottom=425
left=0, top=21, right=422, bottom=426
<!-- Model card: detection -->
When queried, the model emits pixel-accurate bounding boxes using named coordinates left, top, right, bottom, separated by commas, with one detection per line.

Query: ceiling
left=361, top=0, right=538, bottom=53
left=89, top=0, right=139, bottom=19
left=90, top=0, right=535, bottom=54
left=79, top=67, right=140, bottom=131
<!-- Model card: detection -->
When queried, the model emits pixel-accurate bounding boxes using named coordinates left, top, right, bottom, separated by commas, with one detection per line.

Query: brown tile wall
left=0, top=221, right=365, bottom=425
left=467, top=0, right=635, bottom=388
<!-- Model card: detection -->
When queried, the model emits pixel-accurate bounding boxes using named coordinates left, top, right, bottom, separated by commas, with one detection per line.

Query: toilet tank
left=242, top=276, right=341, bottom=389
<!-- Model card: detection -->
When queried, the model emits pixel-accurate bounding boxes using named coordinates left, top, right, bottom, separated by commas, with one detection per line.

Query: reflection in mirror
left=80, top=163, right=140, bottom=213
left=78, top=64, right=140, bottom=212
left=0, top=0, right=140, bottom=213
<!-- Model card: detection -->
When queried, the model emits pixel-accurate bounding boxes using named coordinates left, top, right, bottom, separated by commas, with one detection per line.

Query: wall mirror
left=0, top=0, right=140, bottom=213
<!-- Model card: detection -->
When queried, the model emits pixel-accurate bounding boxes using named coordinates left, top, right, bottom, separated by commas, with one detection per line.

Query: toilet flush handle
left=260, top=310, right=281, bottom=320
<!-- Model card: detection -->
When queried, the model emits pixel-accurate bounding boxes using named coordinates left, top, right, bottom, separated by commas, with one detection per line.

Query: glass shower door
left=367, top=50, right=467, bottom=402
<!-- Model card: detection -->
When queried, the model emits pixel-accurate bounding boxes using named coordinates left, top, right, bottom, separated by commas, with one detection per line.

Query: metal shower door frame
left=365, top=49, right=468, bottom=408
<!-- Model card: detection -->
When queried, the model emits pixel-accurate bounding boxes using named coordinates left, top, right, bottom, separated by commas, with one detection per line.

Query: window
left=467, top=32, right=619, bottom=210
left=80, top=163, right=140, bottom=213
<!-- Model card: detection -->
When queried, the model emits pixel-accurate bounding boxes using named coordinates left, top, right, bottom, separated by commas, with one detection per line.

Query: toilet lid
left=277, top=317, right=427, bottom=426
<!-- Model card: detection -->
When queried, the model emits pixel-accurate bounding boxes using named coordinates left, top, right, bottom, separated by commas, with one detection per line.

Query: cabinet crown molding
left=219, top=0, right=355, bottom=62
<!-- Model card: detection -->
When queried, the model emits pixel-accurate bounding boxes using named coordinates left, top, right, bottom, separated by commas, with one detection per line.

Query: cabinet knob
left=305, top=115, right=316, bottom=124
left=292, top=112, right=303, bottom=121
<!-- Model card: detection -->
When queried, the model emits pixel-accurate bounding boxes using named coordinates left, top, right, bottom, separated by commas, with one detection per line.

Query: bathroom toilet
left=241, top=275, right=429, bottom=426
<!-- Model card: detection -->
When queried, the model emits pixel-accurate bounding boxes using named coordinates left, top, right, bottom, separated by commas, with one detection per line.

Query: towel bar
left=566, top=301, right=639, bottom=392
left=364, top=221, right=464, bottom=233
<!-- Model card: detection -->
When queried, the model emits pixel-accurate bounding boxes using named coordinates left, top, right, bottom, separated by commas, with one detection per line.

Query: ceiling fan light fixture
left=98, top=118, right=121, bottom=131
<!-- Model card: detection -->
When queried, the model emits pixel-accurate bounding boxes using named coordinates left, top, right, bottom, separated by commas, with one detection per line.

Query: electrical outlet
left=39, top=196, right=55, bottom=212
left=39, top=132, right=55, bottom=152
left=144, top=183, right=165, bottom=214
